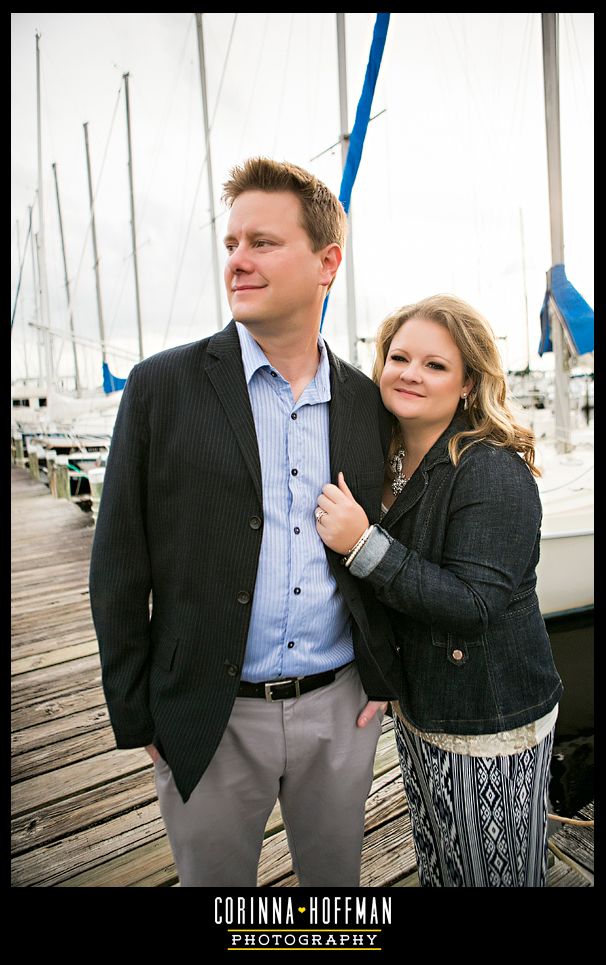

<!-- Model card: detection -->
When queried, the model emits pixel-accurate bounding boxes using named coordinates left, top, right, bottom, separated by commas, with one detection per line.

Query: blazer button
left=225, top=662, right=239, bottom=676
left=249, top=516, right=262, bottom=530
left=451, top=649, right=464, bottom=661
left=237, top=591, right=251, bottom=604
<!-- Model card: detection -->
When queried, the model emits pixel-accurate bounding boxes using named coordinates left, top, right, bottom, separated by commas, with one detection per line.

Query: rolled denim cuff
left=349, top=525, right=393, bottom=578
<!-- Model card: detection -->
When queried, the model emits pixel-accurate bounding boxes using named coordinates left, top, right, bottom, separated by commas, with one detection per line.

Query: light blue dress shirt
left=236, top=322, right=354, bottom=682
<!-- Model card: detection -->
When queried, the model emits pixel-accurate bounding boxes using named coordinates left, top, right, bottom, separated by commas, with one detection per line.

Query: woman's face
left=380, top=316, right=473, bottom=432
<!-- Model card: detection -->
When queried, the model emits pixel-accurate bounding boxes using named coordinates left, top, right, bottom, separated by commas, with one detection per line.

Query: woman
left=315, top=294, right=563, bottom=887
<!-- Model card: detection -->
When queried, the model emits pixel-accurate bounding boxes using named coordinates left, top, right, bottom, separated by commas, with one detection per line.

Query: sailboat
left=11, top=33, right=144, bottom=501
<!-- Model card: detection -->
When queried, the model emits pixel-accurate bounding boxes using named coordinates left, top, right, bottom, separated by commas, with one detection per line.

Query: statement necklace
left=390, top=448, right=408, bottom=496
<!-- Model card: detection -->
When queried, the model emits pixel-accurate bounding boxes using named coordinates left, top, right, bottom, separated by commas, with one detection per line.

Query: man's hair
left=222, top=157, right=348, bottom=252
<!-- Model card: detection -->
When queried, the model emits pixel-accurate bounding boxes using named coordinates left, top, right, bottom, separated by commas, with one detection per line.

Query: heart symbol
left=298, top=907, right=306, bottom=913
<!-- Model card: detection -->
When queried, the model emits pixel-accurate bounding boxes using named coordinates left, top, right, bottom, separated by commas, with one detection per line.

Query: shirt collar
left=236, top=321, right=331, bottom=402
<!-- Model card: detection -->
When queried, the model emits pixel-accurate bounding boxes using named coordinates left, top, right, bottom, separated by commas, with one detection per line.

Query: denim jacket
left=351, top=412, right=563, bottom=734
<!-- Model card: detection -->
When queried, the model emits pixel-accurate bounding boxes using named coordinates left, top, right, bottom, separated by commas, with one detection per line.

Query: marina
left=11, top=464, right=593, bottom=888
left=11, top=13, right=594, bottom=890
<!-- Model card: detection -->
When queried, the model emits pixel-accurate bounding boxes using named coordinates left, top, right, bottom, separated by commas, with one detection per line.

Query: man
left=89, top=157, right=399, bottom=887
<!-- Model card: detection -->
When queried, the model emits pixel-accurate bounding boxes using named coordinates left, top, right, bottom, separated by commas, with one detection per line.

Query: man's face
left=223, top=190, right=333, bottom=334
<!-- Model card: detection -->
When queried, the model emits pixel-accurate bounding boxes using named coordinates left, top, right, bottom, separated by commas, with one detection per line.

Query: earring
left=462, top=393, right=468, bottom=410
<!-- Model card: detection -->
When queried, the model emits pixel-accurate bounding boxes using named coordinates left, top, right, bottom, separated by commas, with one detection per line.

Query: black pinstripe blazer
left=89, top=321, right=400, bottom=802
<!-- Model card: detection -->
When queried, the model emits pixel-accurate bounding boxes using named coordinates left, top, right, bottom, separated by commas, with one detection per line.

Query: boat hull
left=536, top=530, right=593, bottom=618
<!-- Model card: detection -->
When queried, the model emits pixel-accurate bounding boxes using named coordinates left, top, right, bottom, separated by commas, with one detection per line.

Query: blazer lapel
left=205, top=321, right=263, bottom=502
left=380, top=468, right=429, bottom=529
left=327, top=349, right=354, bottom=482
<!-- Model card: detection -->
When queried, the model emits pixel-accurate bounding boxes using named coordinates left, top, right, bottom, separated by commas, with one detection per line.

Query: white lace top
left=393, top=702, right=558, bottom=756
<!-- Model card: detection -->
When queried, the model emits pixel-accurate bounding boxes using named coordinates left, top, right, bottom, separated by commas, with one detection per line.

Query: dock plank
left=11, top=769, right=157, bottom=856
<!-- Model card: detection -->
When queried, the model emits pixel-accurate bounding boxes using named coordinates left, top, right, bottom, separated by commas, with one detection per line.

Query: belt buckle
left=264, top=678, right=301, bottom=701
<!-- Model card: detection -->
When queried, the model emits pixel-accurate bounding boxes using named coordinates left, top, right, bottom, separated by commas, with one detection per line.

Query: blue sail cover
left=338, top=13, right=390, bottom=217
left=321, top=13, right=390, bottom=330
left=538, top=263, right=594, bottom=356
left=102, top=361, right=128, bottom=394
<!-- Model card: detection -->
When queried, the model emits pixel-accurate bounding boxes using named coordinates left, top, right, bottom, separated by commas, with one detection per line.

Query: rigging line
left=162, top=14, right=239, bottom=348
left=503, top=14, right=532, bottom=167
left=184, top=257, right=213, bottom=341
left=164, top=20, right=206, bottom=318
left=11, top=207, right=34, bottom=331
left=161, top=145, right=210, bottom=349
left=137, top=13, right=195, bottom=231
left=424, top=13, right=459, bottom=166
left=444, top=13, right=497, bottom=154
left=307, top=14, right=338, bottom=163
left=459, top=13, right=484, bottom=263
left=538, top=464, right=593, bottom=494
left=236, top=13, right=271, bottom=159
left=209, top=13, right=238, bottom=132
left=492, top=14, right=533, bottom=247
left=169, top=69, right=197, bottom=307
left=105, top=256, right=133, bottom=342
left=562, top=13, right=592, bottom=128
left=69, top=80, right=124, bottom=311
left=271, top=12, right=296, bottom=157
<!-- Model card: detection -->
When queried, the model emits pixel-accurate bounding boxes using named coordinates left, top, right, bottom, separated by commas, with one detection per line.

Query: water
left=547, top=610, right=594, bottom=817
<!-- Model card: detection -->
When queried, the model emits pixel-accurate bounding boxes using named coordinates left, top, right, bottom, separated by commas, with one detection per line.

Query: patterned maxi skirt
left=394, top=714, right=555, bottom=887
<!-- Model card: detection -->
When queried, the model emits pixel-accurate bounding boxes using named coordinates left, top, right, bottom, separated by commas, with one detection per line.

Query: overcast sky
left=11, top=12, right=594, bottom=390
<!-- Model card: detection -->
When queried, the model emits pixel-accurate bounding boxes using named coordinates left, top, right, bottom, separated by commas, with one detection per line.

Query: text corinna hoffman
left=214, top=896, right=392, bottom=926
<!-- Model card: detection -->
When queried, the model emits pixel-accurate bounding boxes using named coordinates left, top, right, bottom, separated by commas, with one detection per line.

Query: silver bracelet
left=342, top=526, right=374, bottom=568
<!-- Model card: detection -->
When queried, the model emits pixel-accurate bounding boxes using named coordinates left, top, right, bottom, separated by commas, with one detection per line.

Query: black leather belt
left=238, top=662, right=352, bottom=701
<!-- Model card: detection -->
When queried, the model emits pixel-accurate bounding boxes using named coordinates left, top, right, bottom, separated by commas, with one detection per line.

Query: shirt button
left=452, top=649, right=464, bottom=661
left=249, top=516, right=262, bottom=530
left=287, top=641, right=295, bottom=649
left=293, top=587, right=301, bottom=595
left=291, top=468, right=298, bottom=476
left=294, top=527, right=300, bottom=535
left=291, top=412, right=297, bottom=420
left=237, top=591, right=251, bottom=604
left=270, top=371, right=277, bottom=378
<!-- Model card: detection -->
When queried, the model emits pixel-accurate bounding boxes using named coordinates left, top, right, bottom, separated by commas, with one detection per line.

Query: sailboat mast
left=123, top=73, right=144, bottom=361
left=29, top=208, right=44, bottom=383
left=336, top=13, right=359, bottom=368
left=15, top=220, right=30, bottom=381
left=52, top=162, right=81, bottom=392
left=541, top=12, right=572, bottom=453
left=35, top=32, right=54, bottom=396
left=83, top=121, right=107, bottom=365
left=518, top=207, right=530, bottom=373
left=195, top=13, right=224, bottom=331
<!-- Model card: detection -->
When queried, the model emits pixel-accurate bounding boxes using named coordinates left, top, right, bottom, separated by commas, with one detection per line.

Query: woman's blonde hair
left=372, top=294, right=540, bottom=476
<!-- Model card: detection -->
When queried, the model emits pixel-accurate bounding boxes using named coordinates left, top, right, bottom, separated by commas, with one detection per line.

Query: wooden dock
left=11, top=465, right=594, bottom=888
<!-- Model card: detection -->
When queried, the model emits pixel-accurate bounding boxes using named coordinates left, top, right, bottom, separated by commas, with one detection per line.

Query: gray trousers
left=154, top=662, right=382, bottom=887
